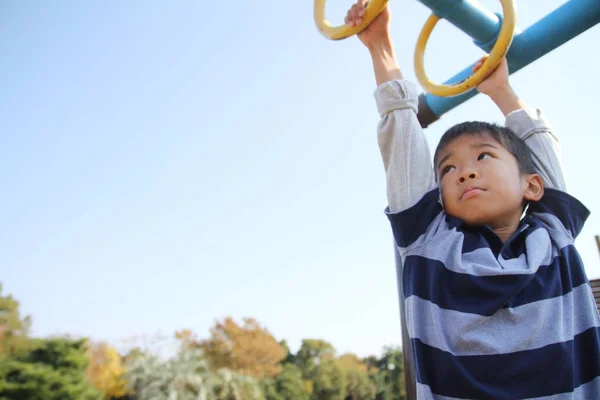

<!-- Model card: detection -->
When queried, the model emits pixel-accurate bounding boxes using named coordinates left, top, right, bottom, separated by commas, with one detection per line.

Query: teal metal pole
left=417, top=0, right=501, bottom=43
left=416, top=0, right=600, bottom=127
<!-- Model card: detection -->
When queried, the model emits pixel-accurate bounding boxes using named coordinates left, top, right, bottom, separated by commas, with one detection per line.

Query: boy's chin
left=450, top=209, right=496, bottom=227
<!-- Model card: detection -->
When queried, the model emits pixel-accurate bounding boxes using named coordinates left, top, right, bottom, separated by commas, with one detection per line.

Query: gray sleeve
left=505, top=108, right=567, bottom=191
left=374, top=80, right=436, bottom=214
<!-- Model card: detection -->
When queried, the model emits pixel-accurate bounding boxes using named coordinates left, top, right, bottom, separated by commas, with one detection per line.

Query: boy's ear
left=523, top=174, right=544, bottom=202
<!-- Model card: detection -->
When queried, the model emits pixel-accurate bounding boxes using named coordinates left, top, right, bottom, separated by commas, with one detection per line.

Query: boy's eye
left=478, top=152, right=492, bottom=161
left=441, top=165, right=454, bottom=176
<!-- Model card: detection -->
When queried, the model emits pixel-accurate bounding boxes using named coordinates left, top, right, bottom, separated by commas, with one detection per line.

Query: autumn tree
left=86, top=341, right=128, bottom=399
left=196, top=317, right=286, bottom=378
left=338, top=353, right=376, bottom=400
left=0, top=283, right=32, bottom=359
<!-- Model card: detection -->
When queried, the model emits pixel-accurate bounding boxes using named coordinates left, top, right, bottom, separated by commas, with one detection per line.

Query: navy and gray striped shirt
left=375, top=80, right=600, bottom=399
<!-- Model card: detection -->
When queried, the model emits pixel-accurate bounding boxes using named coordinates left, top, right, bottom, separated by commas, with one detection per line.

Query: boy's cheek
left=439, top=188, right=454, bottom=210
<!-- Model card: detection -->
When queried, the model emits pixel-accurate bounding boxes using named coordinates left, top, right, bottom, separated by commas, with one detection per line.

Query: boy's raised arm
left=347, top=2, right=436, bottom=213
left=475, top=57, right=567, bottom=191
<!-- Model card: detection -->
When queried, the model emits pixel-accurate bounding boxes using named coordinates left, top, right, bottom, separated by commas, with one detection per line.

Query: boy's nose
left=458, top=171, right=478, bottom=183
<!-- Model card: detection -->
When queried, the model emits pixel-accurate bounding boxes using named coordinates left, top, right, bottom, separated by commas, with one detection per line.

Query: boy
left=345, top=2, right=600, bottom=399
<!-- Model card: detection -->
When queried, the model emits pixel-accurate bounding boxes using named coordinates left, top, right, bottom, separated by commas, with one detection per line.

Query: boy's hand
left=344, top=0, right=391, bottom=50
left=347, top=1, right=400, bottom=85
left=473, top=56, right=510, bottom=96
left=474, top=56, right=525, bottom=116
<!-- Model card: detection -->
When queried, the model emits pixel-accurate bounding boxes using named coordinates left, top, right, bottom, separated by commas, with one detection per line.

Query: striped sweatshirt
left=375, top=79, right=600, bottom=399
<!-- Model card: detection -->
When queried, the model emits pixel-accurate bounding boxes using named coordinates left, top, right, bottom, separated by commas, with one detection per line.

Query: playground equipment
left=314, top=0, right=600, bottom=127
left=314, top=1, right=600, bottom=399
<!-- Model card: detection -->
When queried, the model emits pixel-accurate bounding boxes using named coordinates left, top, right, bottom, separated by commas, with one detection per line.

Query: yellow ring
left=314, top=0, right=388, bottom=40
left=414, top=0, right=516, bottom=97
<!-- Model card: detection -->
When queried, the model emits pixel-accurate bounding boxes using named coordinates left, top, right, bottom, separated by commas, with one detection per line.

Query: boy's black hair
left=433, top=121, right=537, bottom=179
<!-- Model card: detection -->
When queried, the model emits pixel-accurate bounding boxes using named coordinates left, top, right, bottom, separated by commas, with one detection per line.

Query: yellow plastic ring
left=314, top=0, right=388, bottom=40
left=414, top=0, right=516, bottom=97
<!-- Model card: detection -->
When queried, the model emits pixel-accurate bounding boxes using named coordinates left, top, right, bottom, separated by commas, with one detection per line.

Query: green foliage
left=0, top=338, right=103, bottom=400
left=124, top=345, right=214, bottom=400
left=259, top=377, right=283, bottom=400
left=345, top=367, right=376, bottom=400
left=273, top=364, right=308, bottom=400
left=295, top=339, right=336, bottom=378
left=337, top=353, right=376, bottom=400
left=364, top=346, right=405, bottom=400
left=213, top=369, right=265, bottom=400
left=295, top=340, right=349, bottom=400
left=310, top=359, right=347, bottom=400
left=278, top=340, right=295, bottom=365
left=124, top=342, right=267, bottom=400
left=0, top=283, right=32, bottom=359
left=0, top=282, right=407, bottom=400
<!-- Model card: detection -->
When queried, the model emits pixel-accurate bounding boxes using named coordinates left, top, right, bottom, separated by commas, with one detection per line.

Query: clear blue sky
left=1, top=0, right=599, bottom=358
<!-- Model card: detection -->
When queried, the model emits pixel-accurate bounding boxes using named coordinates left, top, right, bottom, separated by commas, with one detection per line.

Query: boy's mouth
left=461, top=187, right=485, bottom=199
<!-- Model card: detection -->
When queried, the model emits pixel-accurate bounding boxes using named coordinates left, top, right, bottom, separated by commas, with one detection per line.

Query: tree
left=278, top=340, right=295, bottom=365
left=124, top=345, right=215, bottom=400
left=295, top=339, right=347, bottom=400
left=86, top=341, right=129, bottom=399
left=212, top=369, right=265, bottom=400
left=0, top=337, right=103, bottom=400
left=310, top=359, right=347, bottom=400
left=295, top=339, right=336, bottom=377
left=259, top=377, right=282, bottom=400
left=361, top=356, right=380, bottom=377
left=0, top=283, right=32, bottom=359
left=196, top=318, right=286, bottom=378
left=272, top=364, right=308, bottom=400
left=338, top=354, right=375, bottom=400
left=363, top=346, right=405, bottom=400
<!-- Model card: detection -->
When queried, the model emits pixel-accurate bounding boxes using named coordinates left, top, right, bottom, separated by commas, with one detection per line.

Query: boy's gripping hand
left=346, top=2, right=434, bottom=214
left=473, top=56, right=509, bottom=96
left=345, top=1, right=402, bottom=85
left=344, top=0, right=390, bottom=50
left=473, top=56, right=526, bottom=116
left=474, top=56, right=567, bottom=191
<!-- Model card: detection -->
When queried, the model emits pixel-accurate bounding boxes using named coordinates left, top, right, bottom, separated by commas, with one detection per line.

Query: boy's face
left=436, top=133, right=539, bottom=229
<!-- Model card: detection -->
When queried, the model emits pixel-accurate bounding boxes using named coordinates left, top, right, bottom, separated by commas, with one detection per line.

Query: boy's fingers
left=358, top=0, right=366, bottom=16
left=350, top=3, right=359, bottom=21
left=346, top=1, right=368, bottom=27
left=472, top=55, right=488, bottom=72
left=345, top=5, right=355, bottom=26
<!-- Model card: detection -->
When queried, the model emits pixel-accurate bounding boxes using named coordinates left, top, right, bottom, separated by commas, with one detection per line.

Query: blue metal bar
left=417, top=0, right=501, bottom=43
left=422, top=0, right=600, bottom=120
